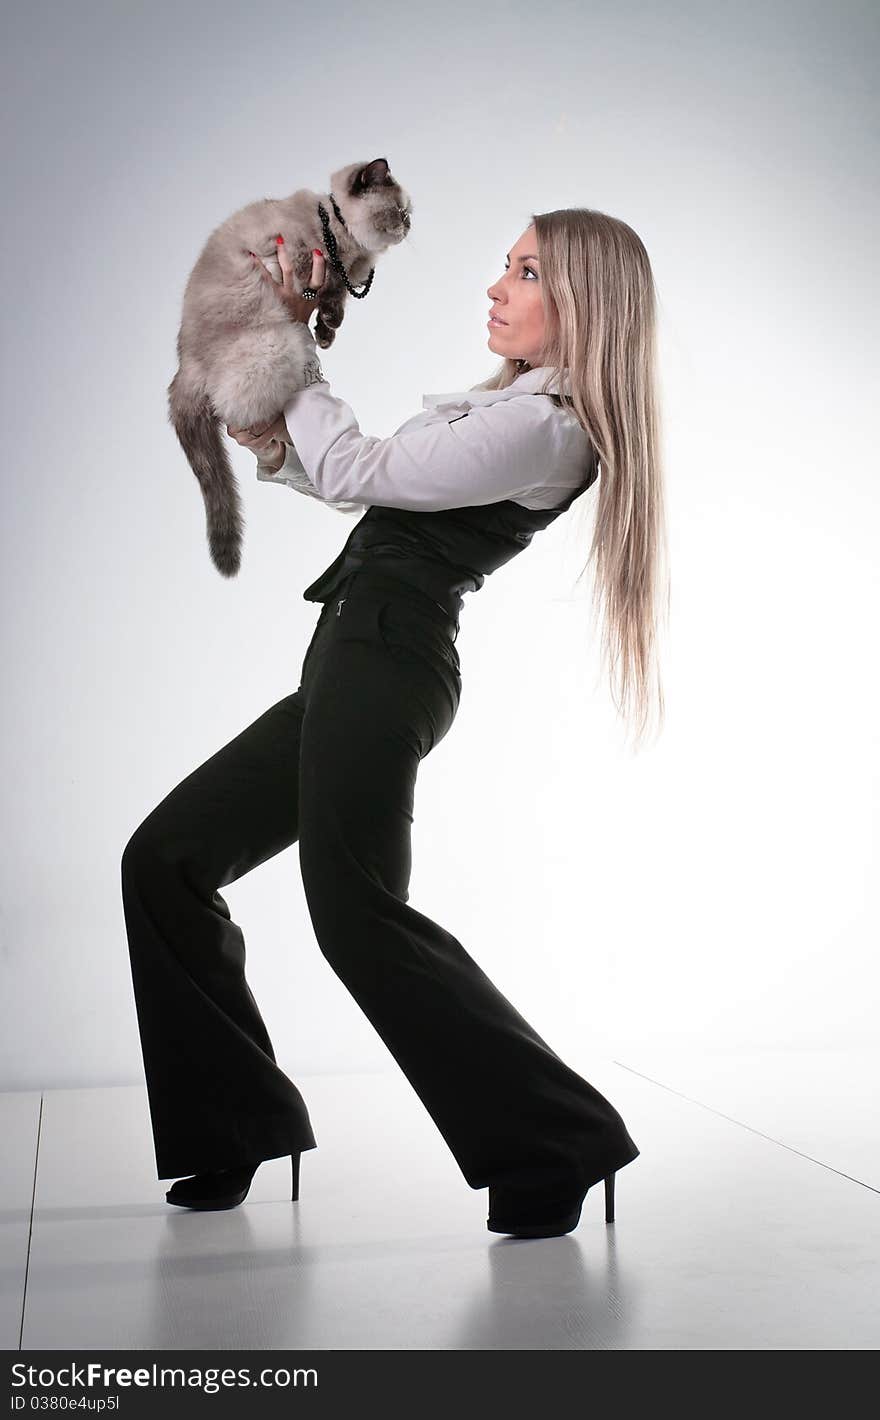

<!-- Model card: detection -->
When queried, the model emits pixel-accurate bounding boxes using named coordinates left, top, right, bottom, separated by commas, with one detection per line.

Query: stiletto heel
left=291, top=1151, right=301, bottom=1202
left=604, top=1170, right=615, bottom=1222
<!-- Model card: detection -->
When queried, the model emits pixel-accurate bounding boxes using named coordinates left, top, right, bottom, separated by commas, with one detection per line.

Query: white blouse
left=255, top=328, right=596, bottom=516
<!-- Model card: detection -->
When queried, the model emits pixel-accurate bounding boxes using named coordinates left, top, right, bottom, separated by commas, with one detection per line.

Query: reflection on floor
left=3, top=1051, right=878, bottom=1350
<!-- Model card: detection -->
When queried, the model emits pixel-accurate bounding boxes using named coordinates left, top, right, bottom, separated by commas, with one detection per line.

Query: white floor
left=3, top=1051, right=878, bottom=1350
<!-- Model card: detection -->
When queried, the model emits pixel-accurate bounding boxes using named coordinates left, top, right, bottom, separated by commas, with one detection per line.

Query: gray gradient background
left=1, top=0, right=877, bottom=1093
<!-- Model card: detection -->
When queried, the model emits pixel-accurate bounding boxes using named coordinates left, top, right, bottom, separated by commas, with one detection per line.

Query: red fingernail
left=276, top=234, right=284, bottom=244
left=313, top=248, right=322, bottom=256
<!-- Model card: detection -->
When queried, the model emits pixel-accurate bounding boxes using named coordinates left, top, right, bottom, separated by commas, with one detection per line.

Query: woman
left=121, top=209, right=668, bottom=1240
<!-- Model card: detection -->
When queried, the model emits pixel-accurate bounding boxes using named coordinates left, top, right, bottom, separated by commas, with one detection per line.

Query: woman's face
left=486, top=224, right=546, bottom=367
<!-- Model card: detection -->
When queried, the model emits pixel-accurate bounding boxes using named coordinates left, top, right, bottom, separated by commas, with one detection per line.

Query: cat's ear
left=353, top=158, right=390, bottom=192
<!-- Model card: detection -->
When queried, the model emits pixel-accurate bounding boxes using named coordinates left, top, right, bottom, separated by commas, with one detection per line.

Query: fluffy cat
left=167, top=156, right=413, bottom=577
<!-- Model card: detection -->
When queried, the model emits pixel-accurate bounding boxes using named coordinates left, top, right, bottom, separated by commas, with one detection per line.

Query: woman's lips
left=488, top=316, right=507, bottom=326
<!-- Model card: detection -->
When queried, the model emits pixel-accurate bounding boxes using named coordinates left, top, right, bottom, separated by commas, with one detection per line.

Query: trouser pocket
left=376, top=600, right=462, bottom=703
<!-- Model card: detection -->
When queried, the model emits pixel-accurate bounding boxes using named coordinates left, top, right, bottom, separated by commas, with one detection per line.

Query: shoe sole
left=165, top=1186, right=252, bottom=1210
left=487, top=1200, right=583, bottom=1238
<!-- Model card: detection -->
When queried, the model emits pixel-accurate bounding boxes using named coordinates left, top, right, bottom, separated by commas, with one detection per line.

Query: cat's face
left=330, top=158, right=412, bottom=251
left=486, top=225, right=547, bottom=367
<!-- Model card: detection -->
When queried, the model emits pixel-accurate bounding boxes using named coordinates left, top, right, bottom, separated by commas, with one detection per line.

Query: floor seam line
left=18, top=1092, right=43, bottom=1349
left=612, top=1060, right=880, bottom=1194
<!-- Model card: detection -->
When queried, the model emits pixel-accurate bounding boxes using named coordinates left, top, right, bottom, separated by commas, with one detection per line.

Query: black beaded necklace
left=315, top=193, right=375, bottom=299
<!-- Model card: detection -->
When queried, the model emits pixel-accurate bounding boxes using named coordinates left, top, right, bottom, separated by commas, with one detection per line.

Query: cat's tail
left=167, top=369, right=244, bottom=578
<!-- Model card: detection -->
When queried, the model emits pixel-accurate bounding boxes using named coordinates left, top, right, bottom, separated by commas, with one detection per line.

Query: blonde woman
left=121, top=209, right=668, bottom=1239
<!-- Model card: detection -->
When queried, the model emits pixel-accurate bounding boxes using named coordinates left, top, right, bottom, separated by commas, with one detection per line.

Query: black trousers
left=121, top=570, right=640, bottom=1190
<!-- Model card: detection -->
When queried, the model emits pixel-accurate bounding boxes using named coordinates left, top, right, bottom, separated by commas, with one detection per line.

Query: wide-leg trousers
left=121, top=570, right=640, bottom=1191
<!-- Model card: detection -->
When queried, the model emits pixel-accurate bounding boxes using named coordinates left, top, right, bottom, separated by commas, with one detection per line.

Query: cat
left=167, top=156, right=413, bottom=577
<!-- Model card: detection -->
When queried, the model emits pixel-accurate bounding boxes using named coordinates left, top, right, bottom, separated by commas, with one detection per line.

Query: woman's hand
left=250, top=238, right=326, bottom=324
left=226, top=411, right=290, bottom=472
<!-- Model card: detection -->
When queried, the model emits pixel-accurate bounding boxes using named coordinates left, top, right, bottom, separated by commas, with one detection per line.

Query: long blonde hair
left=471, top=208, right=670, bottom=751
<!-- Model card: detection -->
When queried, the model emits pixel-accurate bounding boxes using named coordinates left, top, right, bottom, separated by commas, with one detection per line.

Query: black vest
left=302, top=410, right=599, bottom=620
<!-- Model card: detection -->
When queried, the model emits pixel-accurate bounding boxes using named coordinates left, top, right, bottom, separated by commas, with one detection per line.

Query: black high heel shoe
left=165, top=1152, right=301, bottom=1211
left=487, top=1167, right=622, bottom=1239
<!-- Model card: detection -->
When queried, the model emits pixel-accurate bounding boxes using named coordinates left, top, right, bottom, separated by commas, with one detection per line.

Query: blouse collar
left=422, top=364, right=572, bottom=412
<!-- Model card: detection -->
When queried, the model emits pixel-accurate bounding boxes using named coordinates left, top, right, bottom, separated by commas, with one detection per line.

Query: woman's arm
left=278, top=335, right=584, bottom=513
left=235, top=243, right=586, bottom=513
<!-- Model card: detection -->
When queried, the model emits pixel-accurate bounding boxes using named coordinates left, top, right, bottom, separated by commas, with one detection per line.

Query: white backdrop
left=1, top=0, right=876, bottom=1095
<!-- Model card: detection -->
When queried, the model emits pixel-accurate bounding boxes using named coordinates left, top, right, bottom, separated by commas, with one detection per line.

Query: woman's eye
left=503, top=263, right=537, bottom=279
